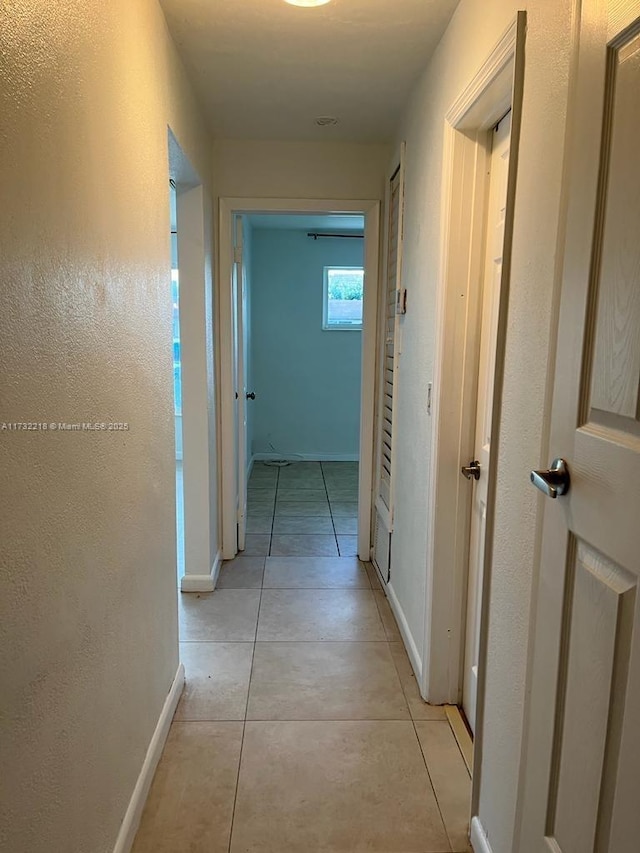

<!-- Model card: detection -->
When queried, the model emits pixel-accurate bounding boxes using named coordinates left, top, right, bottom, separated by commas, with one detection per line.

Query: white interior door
left=372, top=152, right=405, bottom=583
left=519, top=3, right=640, bottom=851
left=463, top=111, right=511, bottom=733
left=233, top=216, right=247, bottom=551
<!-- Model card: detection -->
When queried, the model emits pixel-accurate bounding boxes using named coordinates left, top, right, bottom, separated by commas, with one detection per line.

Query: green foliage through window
left=323, top=266, right=364, bottom=329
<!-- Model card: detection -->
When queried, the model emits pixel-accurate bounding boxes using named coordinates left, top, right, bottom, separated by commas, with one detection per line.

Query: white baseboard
left=247, top=455, right=255, bottom=479
left=470, top=817, right=494, bottom=853
left=113, top=663, right=185, bottom=853
left=252, top=451, right=359, bottom=462
left=180, top=550, right=222, bottom=593
left=386, top=582, right=424, bottom=686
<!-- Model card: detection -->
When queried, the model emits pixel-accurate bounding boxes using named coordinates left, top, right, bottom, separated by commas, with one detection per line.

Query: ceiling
left=159, top=0, right=460, bottom=142
left=247, top=213, right=364, bottom=232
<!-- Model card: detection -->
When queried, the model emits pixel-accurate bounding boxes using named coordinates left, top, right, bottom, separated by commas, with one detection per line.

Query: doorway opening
left=219, top=199, right=380, bottom=566
left=238, top=213, right=364, bottom=559
left=462, top=109, right=512, bottom=733
left=170, top=180, right=185, bottom=585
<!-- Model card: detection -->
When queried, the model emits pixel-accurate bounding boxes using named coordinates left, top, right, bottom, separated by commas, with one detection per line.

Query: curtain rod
left=307, top=232, right=364, bottom=240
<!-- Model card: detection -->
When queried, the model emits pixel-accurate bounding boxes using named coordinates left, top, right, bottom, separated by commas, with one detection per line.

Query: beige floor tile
left=246, top=495, right=276, bottom=510
left=276, top=488, right=328, bottom=502
left=364, top=560, right=384, bottom=590
left=278, top=471, right=324, bottom=489
left=321, top=461, right=358, bottom=468
left=247, top=642, right=409, bottom=720
left=247, top=482, right=277, bottom=493
left=332, top=516, right=358, bottom=535
left=132, top=722, right=243, bottom=853
left=176, top=642, right=254, bottom=720
left=270, top=534, right=338, bottom=556
left=179, top=590, right=261, bottom=642
left=230, top=721, right=449, bottom=853
left=337, top=534, right=358, bottom=556
left=217, top=556, right=265, bottom=589
left=242, top=534, right=271, bottom=556
left=330, top=501, right=359, bottom=516
left=247, top=489, right=276, bottom=500
left=245, top=514, right=274, bottom=534
left=263, top=556, right=369, bottom=588
left=248, top=474, right=278, bottom=486
left=373, top=589, right=402, bottom=641
left=389, top=642, right=447, bottom=720
left=415, top=721, right=472, bottom=852
left=273, top=515, right=334, bottom=535
left=257, top=589, right=385, bottom=641
left=275, top=501, right=330, bottom=517
left=324, top=481, right=359, bottom=490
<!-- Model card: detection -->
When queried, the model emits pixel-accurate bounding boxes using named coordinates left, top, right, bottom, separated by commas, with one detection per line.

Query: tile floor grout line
left=267, top=464, right=280, bottom=557
left=411, top=717, right=456, bottom=853
left=320, top=460, right=341, bottom=557
left=226, top=578, right=264, bottom=853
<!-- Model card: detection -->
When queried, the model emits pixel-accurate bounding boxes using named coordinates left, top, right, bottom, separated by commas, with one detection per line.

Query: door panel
left=550, top=540, right=636, bottom=853
left=589, top=32, right=640, bottom=419
left=519, top=3, right=640, bottom=851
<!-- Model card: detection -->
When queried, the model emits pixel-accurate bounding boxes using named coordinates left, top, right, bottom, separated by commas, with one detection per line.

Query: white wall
left=212, top=139, right=390, bottom=201
left=389, top=2, right=574, bottom=852
left=0, top=2, right=213, bottom=851
left=251, top=229, right=363, bottom=460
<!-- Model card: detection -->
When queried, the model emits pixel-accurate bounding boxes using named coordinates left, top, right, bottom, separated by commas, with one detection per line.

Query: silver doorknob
left=530, top=458, right=570, bottom=499
left=461, top=460, right=481, bottom=481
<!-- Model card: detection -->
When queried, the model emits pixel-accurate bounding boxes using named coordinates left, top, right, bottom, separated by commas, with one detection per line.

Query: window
left=322, top=266, right=364, bottom=330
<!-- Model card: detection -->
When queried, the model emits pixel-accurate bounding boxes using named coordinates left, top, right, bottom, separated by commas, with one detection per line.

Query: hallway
left=133, top=463, right=472, bottom=852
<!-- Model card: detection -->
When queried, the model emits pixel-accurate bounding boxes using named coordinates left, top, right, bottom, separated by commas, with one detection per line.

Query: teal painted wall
left=251, top=229, right=363, bottom=459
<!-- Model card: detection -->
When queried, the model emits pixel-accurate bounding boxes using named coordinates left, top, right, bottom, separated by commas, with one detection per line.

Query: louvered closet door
left=379, top=167, right=401, bottom=512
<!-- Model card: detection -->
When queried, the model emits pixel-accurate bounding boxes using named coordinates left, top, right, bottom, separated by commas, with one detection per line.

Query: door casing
left=423, top=16, right=526, bottom=829
left=218, top=197, right=381, bottom=562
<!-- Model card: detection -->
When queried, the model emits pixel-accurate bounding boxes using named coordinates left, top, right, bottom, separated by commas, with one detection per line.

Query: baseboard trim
left=180, top=551, right=222, bottom=593
left=252, top=452, right=359, bottom=462
left=470, top=817, right=494, bottom=853
left=247, top=455, right=256, bottom=479
left=113, top=663, right=185, bottom=853
left=386, top=582, right=423, bottom=685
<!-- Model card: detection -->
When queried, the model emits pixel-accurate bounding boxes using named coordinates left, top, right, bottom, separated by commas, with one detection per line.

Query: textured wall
left=390, top=1, right=574, bottom=851
left=212, top=139, right=390, bottom=201
left=0, top=2, right=212, bottom=851
left=251, top=229, right=363, bottom=459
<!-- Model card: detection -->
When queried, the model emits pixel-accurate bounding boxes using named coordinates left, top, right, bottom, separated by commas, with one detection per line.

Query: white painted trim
left=218, top=197, right=380, bottom=565
left=386, top=582, right=423, bottom=684
left=252, top=452, right=360, bottom=463
left=447, top=19, right=519, bottom=129
left=424, top=14, right=521, bottom=711
left=470, top=817, right=494, bottom=853
left=179, top=550, right=221, bottom=593
left=247, top=454, right=256, bottom=479
left=112, top=663, right=185, bottom=853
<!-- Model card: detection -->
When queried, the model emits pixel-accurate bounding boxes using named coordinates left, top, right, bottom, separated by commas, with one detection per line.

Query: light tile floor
left=134, top=462, right=472, bottom=853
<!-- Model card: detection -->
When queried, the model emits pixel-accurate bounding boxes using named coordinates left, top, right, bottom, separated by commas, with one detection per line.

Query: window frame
left=322, top=265, right=365, bottom=331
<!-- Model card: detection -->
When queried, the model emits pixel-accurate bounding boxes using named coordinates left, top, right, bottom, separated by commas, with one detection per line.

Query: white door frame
left=218, top=197, right=381, bottom=561
left=424, top=6, right=526, bottom=743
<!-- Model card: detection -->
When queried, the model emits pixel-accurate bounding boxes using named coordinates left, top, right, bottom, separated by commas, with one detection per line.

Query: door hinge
left=233, top=247, right=242, bottom=264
